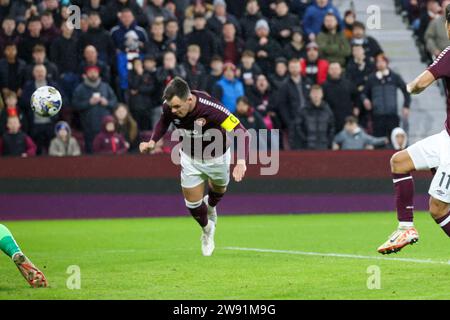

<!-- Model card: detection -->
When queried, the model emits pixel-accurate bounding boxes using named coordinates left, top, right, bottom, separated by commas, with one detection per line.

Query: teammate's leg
left=0, top=224, right=48, bottom=287
left=378, top=150, right=420, bottom=254
left=183, top=183, right=216, bottom=256
left=429, top=197, right=450, bottom=236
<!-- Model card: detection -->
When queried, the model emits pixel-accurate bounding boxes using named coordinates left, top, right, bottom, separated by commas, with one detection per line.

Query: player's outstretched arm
left=140, top=110, right=171, bottom=154
left=407, top=70, right=436, bottom=95
left=232, top=123, right=250, bottom=183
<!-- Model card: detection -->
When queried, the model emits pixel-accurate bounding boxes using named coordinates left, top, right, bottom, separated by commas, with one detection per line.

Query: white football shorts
left=407, top=130, right=450, bottom=203
left=180, top=149, right=231, bottom=189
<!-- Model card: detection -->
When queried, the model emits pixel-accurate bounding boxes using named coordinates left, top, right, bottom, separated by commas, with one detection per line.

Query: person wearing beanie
left=49, top=121, right=81, bottom=157
left=93, top=115, right=129, bottom=155
left=72, top=64, right=118, bottom=153
left=245, top=18, right=282, bottom=74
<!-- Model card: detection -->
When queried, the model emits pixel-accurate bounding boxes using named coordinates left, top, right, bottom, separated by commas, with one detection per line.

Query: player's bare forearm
left=407, top=70, right=436, bottom=95
left=233, top=160, right=247, bottom=182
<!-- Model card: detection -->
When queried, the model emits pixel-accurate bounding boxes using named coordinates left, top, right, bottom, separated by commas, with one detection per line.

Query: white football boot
left=203, top=195, right=218, bottom=225
left=201, top=220, right=216, bottom=256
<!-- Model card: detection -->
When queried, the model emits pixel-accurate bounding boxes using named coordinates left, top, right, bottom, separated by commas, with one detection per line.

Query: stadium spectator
left=50, top=22, right=79, bottom=100
left=268, top=57, right=288, bottom=90
left=239, top=0, right=265, bottom=40
left=40, top=11, right=60, bottom=44
left=0, top=43, right=26, bottom=98
left=25, top=44, right=59, bottom=83
left=145, top=0, right=176, bottom=25
left=21, top=64, right=60, bottom=155
left=235, top=96, right=267, bottom=149
left=290, top=84, right=335, bottom=150
left=316, top=12, right=351, bottom=67
left=78, top=11, right=115, bottom=65
left=156, top=50, right=187, bottom=90
left=78, top=45, right=111, bottom=84
left=218, top=22, right=244, bottom=65
left=346, top=44, right=375, bottom=95
left=343, top=9, right=356, bottom=40
left=237, top=50, right=262, bottom=91
left=333, top=116, right=388, bottom=150
left=247, top=74, right=277, bottom=130
left=213, top=62, right=244, bottom=113
left=206, top=55, right=224, bottom=93
left=207, top=0, right=241, bottom=37
left=15, top=17, right=27, bottom=38
left=183, top=0, right=214, bottom=35
left=300, top=42, right=329, bottom=86
left=270, top=0, right=301, bottom=47
left=362, top=55, right=411, bottom=139
left=165, top=18, right=186, bottom=61
left=0, top=16, right=19, bottom=56
left=8, top=0, right=38, bottom=19
left=186, top=12, right=218, bottom=66
left=416, top=0, right=441, bottom=51
left=322, top=62, right=358, bottom=132
left=425, top=0, right=450, bottom=58
left=48, top=121, right=82, bottom=157
left=277, top=58, right=309, bottom=145
left=303, top=0, right=343, bottom=40
left=0, top=115, right=36, bottom=157
left=72, top=65, right=118, bottom=154
left=182, top=44, right=207, bottom=91
left=129, top=57, right=158, bottom=131
left=390, top=127, right=408, bottom=150
left=93, top=115, right=128, bottom=155
left=351, top=21, right=384, bottom=61
left=113, top=103, right=138, bottom=151
left=146, top=20, right=170, bottom=64
left=111, top=8, right=148, bottom=52
left=37, top=0, right=63, bottom=26
left=80, top=0, right=106, bottom=15
left=102, top=0, right=148, bottom=30
left=0, top=92, right=28, bottom=136
left=283, top=26, right=307, bottom=60
left=245, top=19, right=282, bottom=74
left=18, top=16, right=46, bottom=63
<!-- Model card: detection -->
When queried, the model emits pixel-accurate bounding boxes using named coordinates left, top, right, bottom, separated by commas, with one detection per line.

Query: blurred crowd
left=0, top=0, right=414, bottom=157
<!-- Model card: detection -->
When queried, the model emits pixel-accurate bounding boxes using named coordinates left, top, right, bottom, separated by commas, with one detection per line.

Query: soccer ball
left=31, top=86, right=62, bottom=117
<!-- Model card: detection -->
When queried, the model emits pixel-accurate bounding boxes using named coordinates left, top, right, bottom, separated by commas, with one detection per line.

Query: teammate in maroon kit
left=378, top=4, right=450, bottom=254
left=140, top=77, right=249, bottom=256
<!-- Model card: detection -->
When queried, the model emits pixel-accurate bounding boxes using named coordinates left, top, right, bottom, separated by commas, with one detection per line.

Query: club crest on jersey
left=195, top=118, right=206, bottom=127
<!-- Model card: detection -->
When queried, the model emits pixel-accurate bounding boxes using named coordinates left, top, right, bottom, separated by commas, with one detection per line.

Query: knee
left=429, top=198, right=448, bottom=219
left=390, top=152, right=412, bottom=174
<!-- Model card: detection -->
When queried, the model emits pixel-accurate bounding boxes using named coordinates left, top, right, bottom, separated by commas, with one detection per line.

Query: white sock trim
left=185, top=199, right=203, bottom=209
left=399, top=221, right=414, bottom=228
left=439, top=215, right=450, bottom=227
left=393, top=176, right=413, bottom=184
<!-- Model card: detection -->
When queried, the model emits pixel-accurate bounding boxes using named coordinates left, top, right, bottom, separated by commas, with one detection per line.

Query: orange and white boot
left=377, top=227, right=419, bottom=255
left=13, top=252, right=48, bottom=288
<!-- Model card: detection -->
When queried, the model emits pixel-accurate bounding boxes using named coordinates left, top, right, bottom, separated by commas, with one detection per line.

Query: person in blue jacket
left=303, top=0, right=343, bottom=40
left=212, top=62, right=244, bottom=114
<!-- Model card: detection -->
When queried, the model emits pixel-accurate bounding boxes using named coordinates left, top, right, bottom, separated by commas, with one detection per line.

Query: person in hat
left=49, top=121, right=81, bottom=157
left=244, top=18, right=282, bottom=74
left=93, top=115, right=128, bottom=155
left=213, top=62, right=244, bottom=113
left=300, top=42, right=329, bottom=86
left=72, top=64, right=118, bottom=154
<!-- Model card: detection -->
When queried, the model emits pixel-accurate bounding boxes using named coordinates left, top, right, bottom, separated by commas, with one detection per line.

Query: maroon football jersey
left=428, top=46, right=450, bottom=135
left=151, top=90, right=247, bottom=160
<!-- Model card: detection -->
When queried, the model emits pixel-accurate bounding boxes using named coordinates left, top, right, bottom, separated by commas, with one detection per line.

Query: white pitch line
left=224, top=247, right=450, bottom=266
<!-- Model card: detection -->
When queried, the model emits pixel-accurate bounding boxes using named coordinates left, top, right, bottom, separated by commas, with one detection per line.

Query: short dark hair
left=353, top=21, right=365, bottom=30
left=345, top=116, right=358, bottom=125
left=237, top=96, right=250, bottom=106
left=446, top=4, right=450, bottom=23
left=163, top=77, right=191, bottom=102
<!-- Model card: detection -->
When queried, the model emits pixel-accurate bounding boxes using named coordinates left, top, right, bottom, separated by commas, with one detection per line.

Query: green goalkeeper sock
left=0, top=224, right=21, bottom=258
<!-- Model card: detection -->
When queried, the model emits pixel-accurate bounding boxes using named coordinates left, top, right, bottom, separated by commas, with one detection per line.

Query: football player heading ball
left=140, top=77, right=250, bottom=256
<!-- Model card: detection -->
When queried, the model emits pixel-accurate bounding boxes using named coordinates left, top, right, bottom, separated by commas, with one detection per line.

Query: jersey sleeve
left=205, top=99, right=242, bottom=132
left=428, top=47, right=450, bottom=79
left=150, top=104, right=172, bottom=142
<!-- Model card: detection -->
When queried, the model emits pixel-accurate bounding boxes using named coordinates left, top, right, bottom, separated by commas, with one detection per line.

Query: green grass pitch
left=0, top=212, right=449, bottom=300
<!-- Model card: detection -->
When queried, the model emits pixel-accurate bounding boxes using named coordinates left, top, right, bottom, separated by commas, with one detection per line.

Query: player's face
left=168, top=96, right=191, bottom=118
